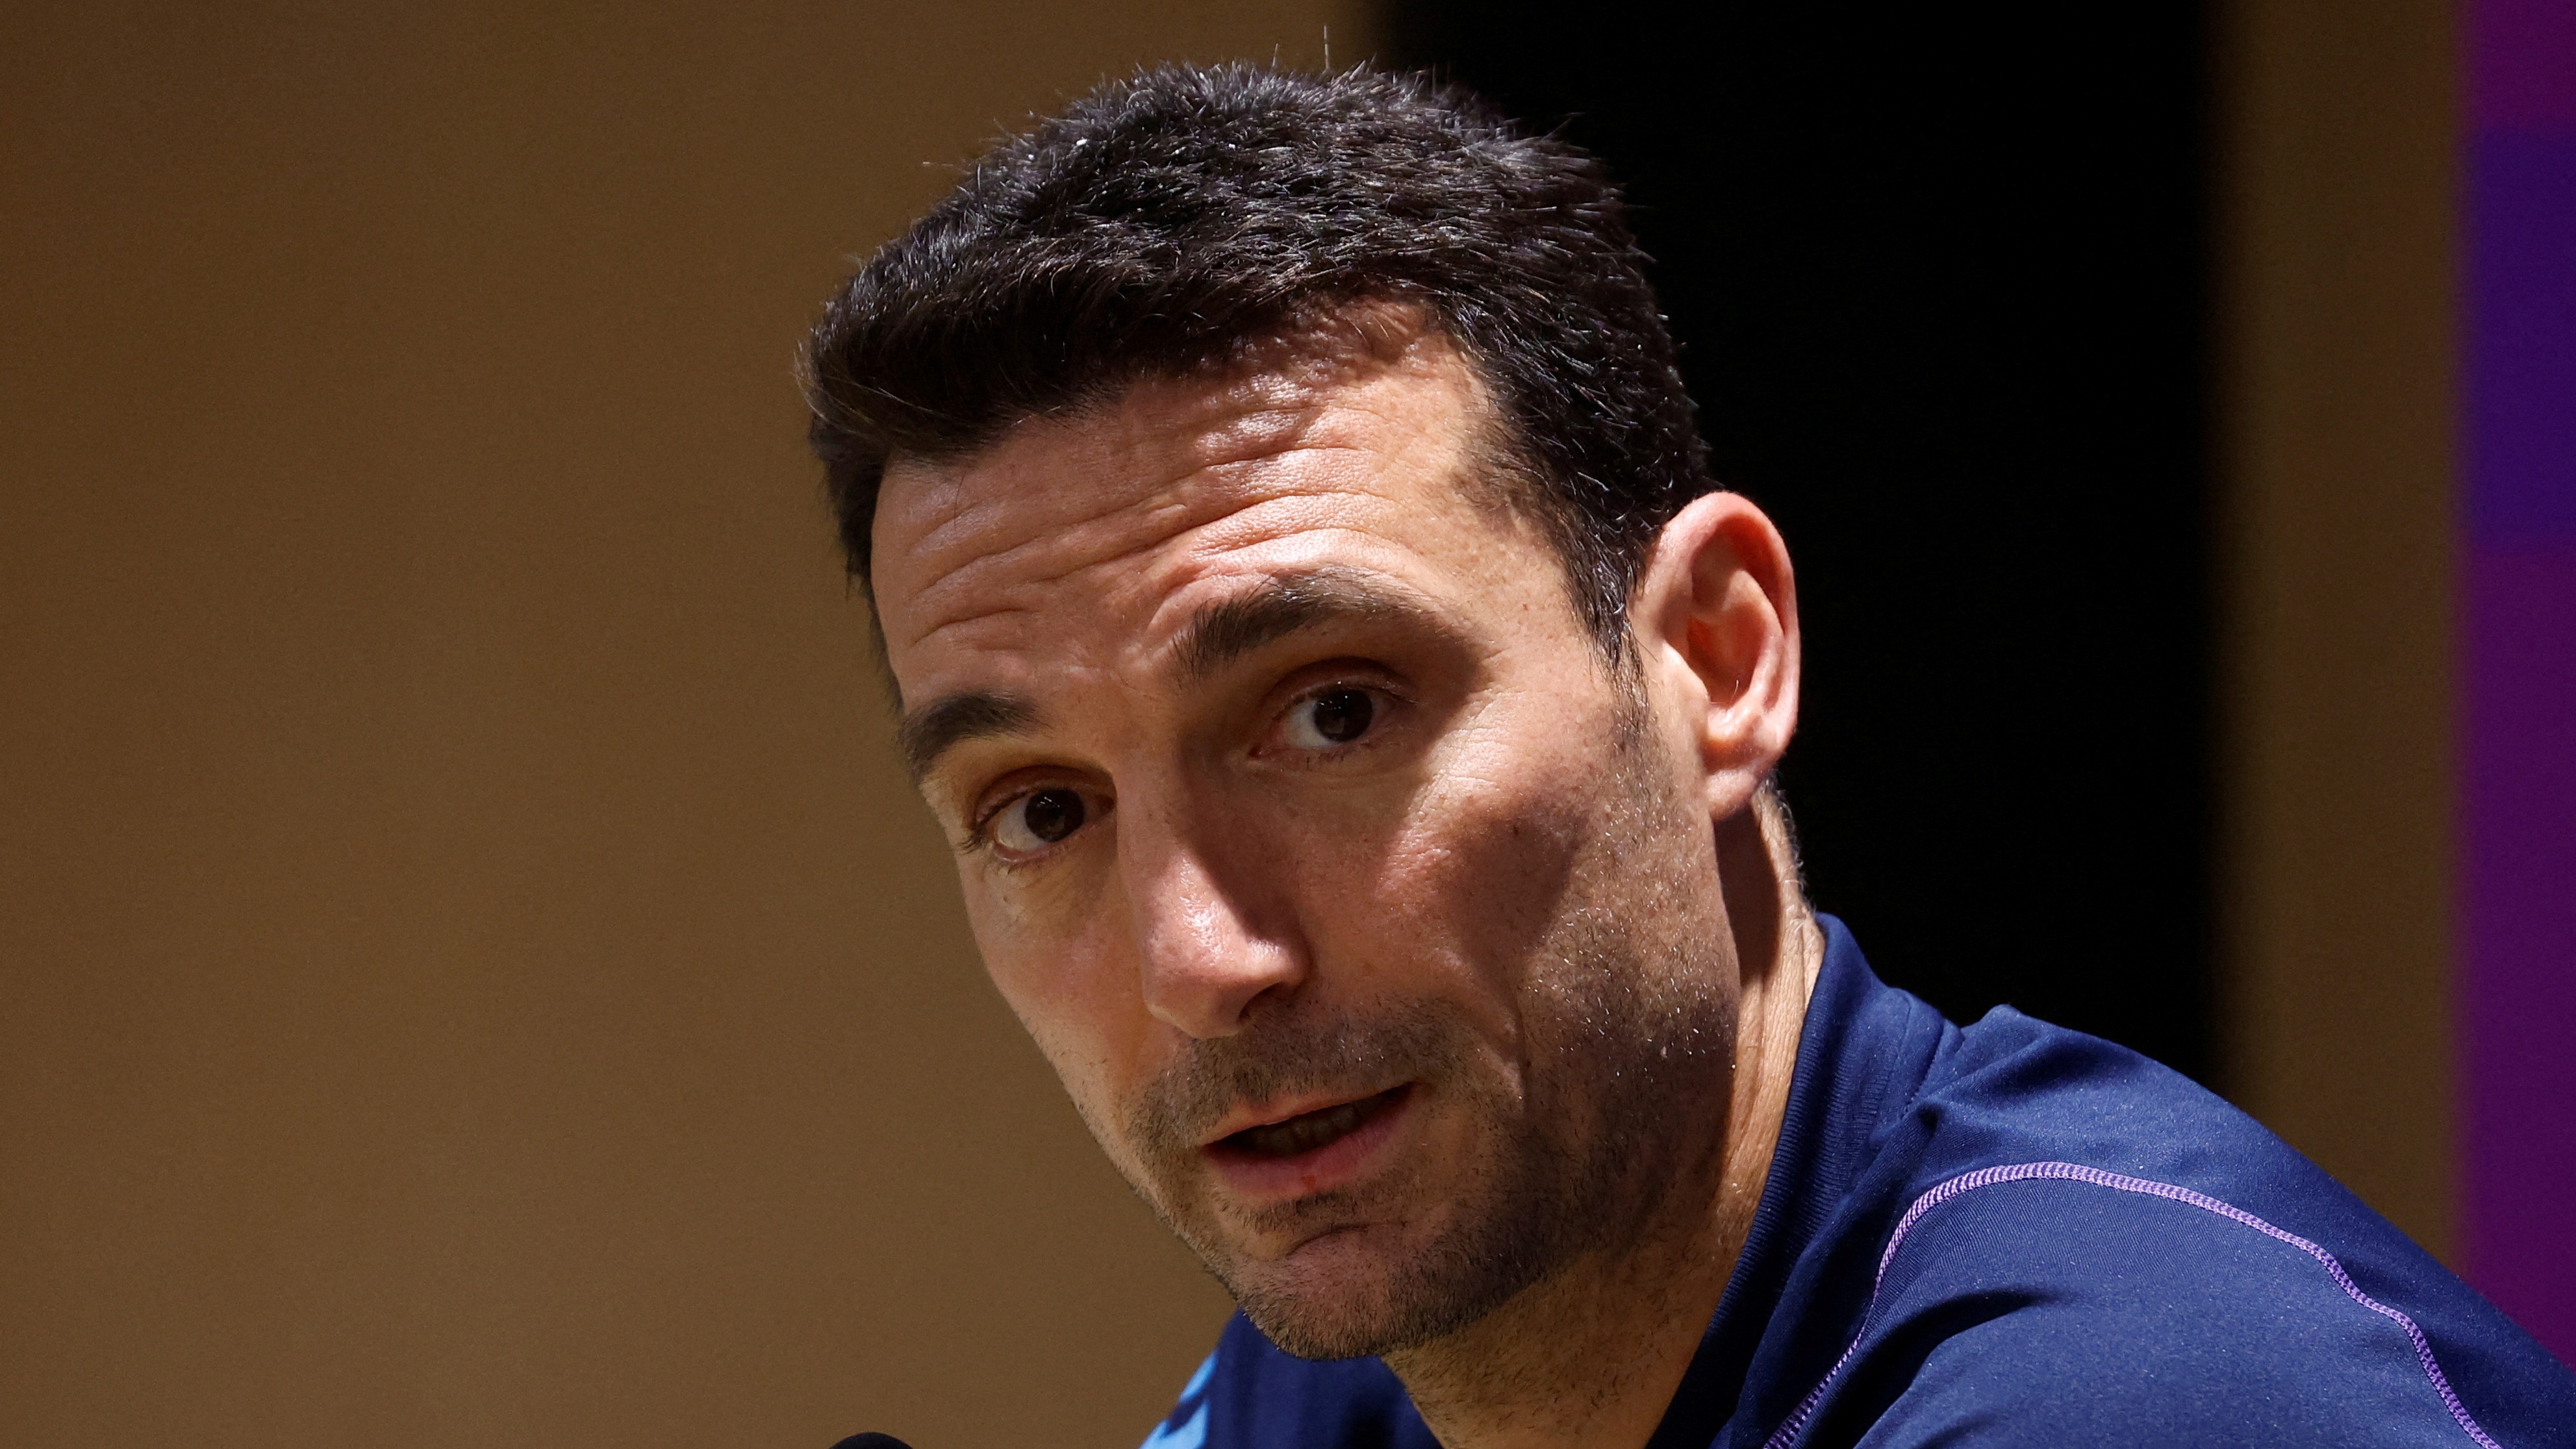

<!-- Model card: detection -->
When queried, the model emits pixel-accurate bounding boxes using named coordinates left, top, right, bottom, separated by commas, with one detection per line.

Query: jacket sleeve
left=1775, top=1174, right=2524, bottom=1449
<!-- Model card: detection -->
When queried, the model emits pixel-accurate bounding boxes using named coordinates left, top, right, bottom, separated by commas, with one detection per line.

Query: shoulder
left=1774, top=1165, right=2536, bottom=1448
left=1762, top=1011, right=2576, bottom=1448
left=1137, top=1315, right=1435, bottom=1449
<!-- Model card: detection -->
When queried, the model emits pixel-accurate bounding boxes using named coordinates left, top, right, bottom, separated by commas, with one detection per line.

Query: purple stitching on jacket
left=1758, top=1161, right=2503, bottom=1449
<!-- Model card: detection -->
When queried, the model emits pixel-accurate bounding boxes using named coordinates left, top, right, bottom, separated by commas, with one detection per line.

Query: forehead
left=869, top=336, right=1541, bottom=699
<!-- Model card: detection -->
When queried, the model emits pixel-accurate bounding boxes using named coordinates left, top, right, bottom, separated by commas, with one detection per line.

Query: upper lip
left=1195, top=1086, right=1402, bottom=1150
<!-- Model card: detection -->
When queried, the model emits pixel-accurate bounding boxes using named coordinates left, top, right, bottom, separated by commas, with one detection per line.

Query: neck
left=1384, top=798, right=1822, bottom=1449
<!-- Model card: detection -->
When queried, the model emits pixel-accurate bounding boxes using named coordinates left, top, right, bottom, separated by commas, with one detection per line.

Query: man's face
left=872, top=334, right=1743, bottom=1358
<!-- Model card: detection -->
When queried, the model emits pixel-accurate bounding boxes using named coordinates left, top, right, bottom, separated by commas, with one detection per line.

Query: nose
left=1120, top=798, right=1308, bottom=1039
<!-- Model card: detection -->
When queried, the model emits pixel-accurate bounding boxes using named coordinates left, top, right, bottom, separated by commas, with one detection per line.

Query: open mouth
left=1209, top=1085, right=1412, bottom=1162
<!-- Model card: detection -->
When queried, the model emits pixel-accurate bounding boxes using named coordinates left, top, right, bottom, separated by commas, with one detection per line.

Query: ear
left=1630, top=492, right=1802, bottom=821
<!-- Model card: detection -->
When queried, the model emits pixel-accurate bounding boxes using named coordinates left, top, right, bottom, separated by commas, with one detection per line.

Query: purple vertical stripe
left=2461, top=549, right=2576, bottom=1354
left=2467, top=135, right=2576, bottom=542
left=2471, top=0, right=2576, bottom=130
left=2461, top=0, right=2576, bottom=1363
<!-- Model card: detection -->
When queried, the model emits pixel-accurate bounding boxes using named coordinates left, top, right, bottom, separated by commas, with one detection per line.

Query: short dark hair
left=802, top=63, right=1716, bottom=653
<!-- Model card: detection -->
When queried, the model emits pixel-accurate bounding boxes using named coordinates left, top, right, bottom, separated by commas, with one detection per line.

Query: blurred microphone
left=831, top=1437, right=913, bottom=1449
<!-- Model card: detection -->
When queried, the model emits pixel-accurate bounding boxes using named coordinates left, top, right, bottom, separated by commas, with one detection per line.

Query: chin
left=1217, top=1217, right=1537, bottom=1362
left=1235, top=1277, right=1437, bottom=1362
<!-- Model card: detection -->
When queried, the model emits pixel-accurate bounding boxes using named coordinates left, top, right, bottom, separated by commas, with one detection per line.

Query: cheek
left=1423, top=772, right=1599, bottom=986
left=963, top=873, right=1159, bottom=1139
left=960, top=850, right=1125, bottom=1025
left=1292, top=707, right=1609, bottom=1011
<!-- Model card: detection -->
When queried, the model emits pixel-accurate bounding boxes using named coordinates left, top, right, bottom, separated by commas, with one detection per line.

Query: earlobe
left=1634, top=493, right=1802, bottom=818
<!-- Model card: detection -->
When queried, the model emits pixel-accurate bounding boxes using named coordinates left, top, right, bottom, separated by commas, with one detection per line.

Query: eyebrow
left=1172, top=567, right=1443, bottom=685
left=898, top=690, right=1041, bottom=782
left=898, top=569, right=1448, bottom=783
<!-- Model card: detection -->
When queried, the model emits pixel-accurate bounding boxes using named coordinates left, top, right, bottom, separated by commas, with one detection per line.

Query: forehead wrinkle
left=891, top=438, right=1385, bottom=656
left=896, top=391, right=1340, bottom=570
left=878, top=338, right=1496, bottom=706
left=881, top=328, right=1484, bottom=598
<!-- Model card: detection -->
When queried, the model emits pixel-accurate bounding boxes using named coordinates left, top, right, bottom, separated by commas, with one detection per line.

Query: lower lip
left=1201, top=1086, right=1415, bottom=1203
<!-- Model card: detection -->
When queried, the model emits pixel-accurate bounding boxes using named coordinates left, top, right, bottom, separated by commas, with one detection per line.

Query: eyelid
left=959, top=772, right=1100, bottom=857
left=959, top=788, right=1018, bottom=853
left=1269, top=657, right=1407, bottom=704
left=1257, top=670, right=1409, bottom=758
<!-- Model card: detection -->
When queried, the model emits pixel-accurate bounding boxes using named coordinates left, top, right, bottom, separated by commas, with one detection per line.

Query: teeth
left=1232, top=1094, right=1381, bottom=1159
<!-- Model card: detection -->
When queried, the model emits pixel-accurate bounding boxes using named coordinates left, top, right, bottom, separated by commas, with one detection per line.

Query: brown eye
left=1285, top=687, right=1376, bottom=749
left=993, top=787, right=1089, bottom=853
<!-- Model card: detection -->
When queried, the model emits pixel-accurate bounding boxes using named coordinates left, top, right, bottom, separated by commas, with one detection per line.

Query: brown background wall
left=2212, top=0, right=2459, bottom=1259
left=0, top=5, right=1356, bottom=1446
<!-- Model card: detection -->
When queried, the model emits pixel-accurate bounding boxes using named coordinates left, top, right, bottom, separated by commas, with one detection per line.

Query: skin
left=872, top=325, right=1821, bottom=1449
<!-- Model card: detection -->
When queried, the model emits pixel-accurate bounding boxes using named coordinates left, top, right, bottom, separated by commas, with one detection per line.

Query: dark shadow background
left=1387, top=5, right=2214, bottom=1080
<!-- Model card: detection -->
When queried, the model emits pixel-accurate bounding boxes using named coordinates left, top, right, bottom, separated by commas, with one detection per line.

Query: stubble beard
left=1109, top=735, right=1739, bottom=1361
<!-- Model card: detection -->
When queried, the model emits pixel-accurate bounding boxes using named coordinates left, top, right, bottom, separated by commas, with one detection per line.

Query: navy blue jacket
left=1140, top=918, right=2576, bottom=1447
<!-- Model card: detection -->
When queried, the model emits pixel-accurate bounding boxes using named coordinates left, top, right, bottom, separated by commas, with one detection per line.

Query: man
left=803, top=65, right=2575, bottom=1448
